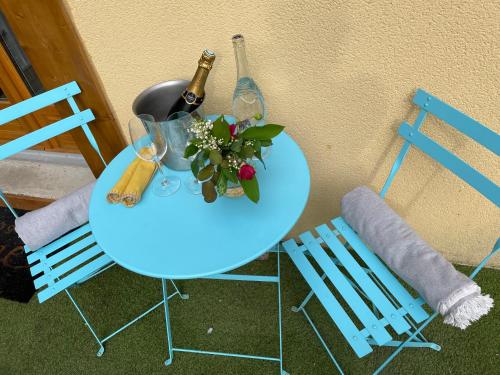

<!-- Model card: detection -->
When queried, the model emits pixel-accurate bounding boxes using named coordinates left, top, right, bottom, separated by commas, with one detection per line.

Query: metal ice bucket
left=132, top=79, right=196, bottom=171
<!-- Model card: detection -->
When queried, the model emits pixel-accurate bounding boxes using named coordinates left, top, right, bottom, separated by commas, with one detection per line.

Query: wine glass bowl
left=165, top=111, right=193, bottom=157
left=128, top=114, right=180, bottom=197
left=165, top=109, right=204, bottom=194
left=130, top=116, right=166, bottom=160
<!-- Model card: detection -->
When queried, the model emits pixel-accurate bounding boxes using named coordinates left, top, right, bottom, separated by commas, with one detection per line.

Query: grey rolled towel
left=341, top=186, right=493, bottom=329
left=15, top=182, right=95, bottom=251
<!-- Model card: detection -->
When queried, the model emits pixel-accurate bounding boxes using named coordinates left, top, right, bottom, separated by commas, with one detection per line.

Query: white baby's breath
left=227, top=153, right=243, bottom=169
left=189, top=119, right=221, bottom=151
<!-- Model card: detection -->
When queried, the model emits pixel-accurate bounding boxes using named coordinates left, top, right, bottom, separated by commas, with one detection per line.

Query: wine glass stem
left=154, top=158, right=169, bottom=186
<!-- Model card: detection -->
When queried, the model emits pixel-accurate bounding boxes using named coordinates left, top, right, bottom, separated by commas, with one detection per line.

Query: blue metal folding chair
left=283, top=89, right=499, bottom=374
left=0, top=81, right=186, bottom=356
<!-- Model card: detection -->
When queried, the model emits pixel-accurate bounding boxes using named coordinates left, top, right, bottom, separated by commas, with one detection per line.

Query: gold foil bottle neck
left=185, top=49, right=216, bottom=98
left=199, top=49, right=216, bottom=70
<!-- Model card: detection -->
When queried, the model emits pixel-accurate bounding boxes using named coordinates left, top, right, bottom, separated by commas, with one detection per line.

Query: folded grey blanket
left=341, top=186, right=493, bottom=329
left=15, top=182, right=95, bottom=251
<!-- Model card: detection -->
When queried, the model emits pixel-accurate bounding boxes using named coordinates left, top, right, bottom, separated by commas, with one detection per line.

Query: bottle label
left=182, top=90, right=204, bottom=105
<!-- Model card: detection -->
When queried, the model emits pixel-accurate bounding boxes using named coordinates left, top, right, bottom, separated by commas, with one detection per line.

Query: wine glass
left=165, top=109, right=203, bottom=195
left=128, top=113, right=180, bottom=197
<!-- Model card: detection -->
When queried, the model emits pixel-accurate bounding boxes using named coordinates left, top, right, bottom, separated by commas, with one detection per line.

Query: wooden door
left=0, top=0, right=127, bottom=177
left=0, top=40, right=79, bottom=153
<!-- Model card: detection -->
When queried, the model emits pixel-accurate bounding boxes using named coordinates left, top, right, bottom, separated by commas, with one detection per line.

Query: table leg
left=162, top=278, right=174, bottom=366
left=171, top=279, right=190, bottom=300
left=277, top=244, right=289, bottom=375
left=166, top=243, right=289, bottom=375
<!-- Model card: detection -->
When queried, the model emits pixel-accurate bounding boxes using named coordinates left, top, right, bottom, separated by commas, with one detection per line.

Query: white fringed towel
left=15, top=182, right=95, bottom=251
left=341, top=186, right=493, bottom=329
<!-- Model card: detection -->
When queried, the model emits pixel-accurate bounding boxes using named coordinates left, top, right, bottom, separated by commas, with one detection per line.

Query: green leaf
left=191, top=160, right=200, bottom=177
left=191, top=151, right=205, bottom=177
left=241, top=176, right=260, bottom=203
left=240, top=124, right=284, bottom=140
left=241, top=144, right=254, bottom=159
left=212, top=116, right=231, bottom=145
left=211, top=168, right=221, bottom=184
left=197, top=164, right=214, bottom=181
left=230, top=138, right=243, bottom=152
left=216, top=172, right=227, bottom=195
left=222, top=167, right=238, bottom=183
left=202, top=149, right=210, bottom=159
left=184, top=143, right=199, bottom=158
left=202, top=180, right=217, bottom=203
left=212, top=115, right=223, bottom=127
left=254, top=147, right=265, bottom=169
left=209, top=149, right=222, bottom=165
left=260, top=139, right=272, bottom=147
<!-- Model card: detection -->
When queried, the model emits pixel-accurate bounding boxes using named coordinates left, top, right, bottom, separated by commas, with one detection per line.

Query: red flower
left=229, top=124, right=237, bottom=137
left=238, top=164, right=256, bottom=180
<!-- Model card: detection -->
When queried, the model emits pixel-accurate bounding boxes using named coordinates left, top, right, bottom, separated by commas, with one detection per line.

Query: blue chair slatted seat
left=0, top=81, right=113, bottom=304
left=26, top=222, right=112, bottom=303
left=283, top=89, right=499, bottom=374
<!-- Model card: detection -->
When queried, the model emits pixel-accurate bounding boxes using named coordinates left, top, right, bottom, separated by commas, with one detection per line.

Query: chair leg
left=290, top=271, right=441, bottom=374
left=300, top=307, right=345, bottom=374
left=291, top=274, right=326, bottom=313
left=373, top=312, right=439, bottom=375
left=65, top=289, right=106, bottom=357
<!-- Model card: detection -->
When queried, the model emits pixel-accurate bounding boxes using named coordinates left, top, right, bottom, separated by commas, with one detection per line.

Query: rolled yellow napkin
left=122, top=159, right=156, bottom=207
left=107, top=147, right=157, bottom=206
left=106, top=158, right=140, bottom=203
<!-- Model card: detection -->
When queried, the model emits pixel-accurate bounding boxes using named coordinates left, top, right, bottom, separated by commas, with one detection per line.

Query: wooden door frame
left=0, top=0, right=126, bottom=176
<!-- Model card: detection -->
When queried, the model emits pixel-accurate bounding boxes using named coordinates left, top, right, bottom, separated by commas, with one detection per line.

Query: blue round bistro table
left=89, top=118, right=310, bottom=374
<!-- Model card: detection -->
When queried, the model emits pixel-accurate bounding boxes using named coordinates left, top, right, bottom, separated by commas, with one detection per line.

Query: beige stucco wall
left=64, top=0, right=499, bottom=268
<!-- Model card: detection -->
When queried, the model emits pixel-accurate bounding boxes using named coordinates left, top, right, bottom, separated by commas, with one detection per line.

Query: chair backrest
left=0, top=81, right=106, bottom=217
left=380, top=89, right=500, bottom=207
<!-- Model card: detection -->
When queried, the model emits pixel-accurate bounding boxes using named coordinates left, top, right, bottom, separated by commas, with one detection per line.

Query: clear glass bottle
left=231, top=34, right=266, bottom=132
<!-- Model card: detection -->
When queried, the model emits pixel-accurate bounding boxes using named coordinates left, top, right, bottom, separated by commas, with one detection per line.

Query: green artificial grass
left=0, top=256, right=498, bottom=375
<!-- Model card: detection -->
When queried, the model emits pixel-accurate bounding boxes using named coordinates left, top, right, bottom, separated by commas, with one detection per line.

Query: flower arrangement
left=184, top=115, right=284, bottom=203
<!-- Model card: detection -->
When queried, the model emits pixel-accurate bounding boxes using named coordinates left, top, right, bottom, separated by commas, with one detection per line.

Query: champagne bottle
left=167, top=49, right=216, bottom=117
left=231, top=34, right=266, bottom=133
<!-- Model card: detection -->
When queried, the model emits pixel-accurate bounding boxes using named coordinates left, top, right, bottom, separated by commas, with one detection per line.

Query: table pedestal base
left=161, top=245, right=288, bottom=374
